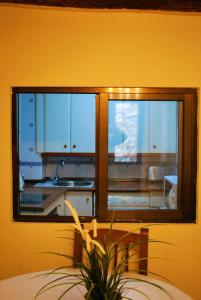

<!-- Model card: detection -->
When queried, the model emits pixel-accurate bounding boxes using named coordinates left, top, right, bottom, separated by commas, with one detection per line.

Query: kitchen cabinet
left=108, top=101, right=124, bottom=153
left=108, top=100, right=177, bottom=154
left=108, top=192, right=150, bottom=210
left=65, top=191, right=93, bottom=216
left=57, top=193, right=66, bottom=216
left=150, top=101, right=177, bottom=153
left=70, top=94, right=96, bottom=153
left=36, top=93, right=96, bottom=153
left=108, top=191, right=166, bottom=210
left=36, top=93, right=70, bottom=152
left=45, top=94, right=71, bottom=152
left=108, top=101, right=149, bottom=154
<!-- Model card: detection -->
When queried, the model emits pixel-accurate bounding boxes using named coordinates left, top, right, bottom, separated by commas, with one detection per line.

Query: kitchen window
left=12, top=87, right=197, bottom=222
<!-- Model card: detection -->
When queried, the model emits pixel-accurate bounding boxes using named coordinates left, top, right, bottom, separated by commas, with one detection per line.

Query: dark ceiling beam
left=0, top=0, right=201, bottom=12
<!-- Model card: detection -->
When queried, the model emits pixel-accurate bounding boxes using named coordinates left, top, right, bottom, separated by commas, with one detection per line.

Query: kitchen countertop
left=26, top=179, right=163, bottom=192
left=20, top=180, right=164, bottom=214
left=20, top=187, right=66, bottom=212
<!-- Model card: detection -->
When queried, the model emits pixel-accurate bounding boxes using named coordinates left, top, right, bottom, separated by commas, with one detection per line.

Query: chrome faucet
left=53, top=160, right=65, bottom=183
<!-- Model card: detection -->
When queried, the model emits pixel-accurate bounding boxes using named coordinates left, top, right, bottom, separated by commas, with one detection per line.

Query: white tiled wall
left=19, top=93, right=43, bottom=180
left=44, top=163, right=95, bottom=178
left=108, top=164, right=147, bottom=179
left=44, top=159, right=175, bottom=180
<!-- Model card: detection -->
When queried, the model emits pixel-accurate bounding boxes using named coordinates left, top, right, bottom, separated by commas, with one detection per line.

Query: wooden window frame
left=12, top=87, right=198, bottom=223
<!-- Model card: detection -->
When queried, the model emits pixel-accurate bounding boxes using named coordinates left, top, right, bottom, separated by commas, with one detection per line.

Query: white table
left=0, top=268, right=193, bottom=300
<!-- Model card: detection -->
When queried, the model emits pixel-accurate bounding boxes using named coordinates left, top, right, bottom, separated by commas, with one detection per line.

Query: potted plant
left=35, top=200, right=172, bottom=300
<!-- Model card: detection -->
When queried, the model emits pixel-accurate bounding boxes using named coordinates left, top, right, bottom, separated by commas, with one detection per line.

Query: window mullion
left=97, top=93, right=109, bottom=218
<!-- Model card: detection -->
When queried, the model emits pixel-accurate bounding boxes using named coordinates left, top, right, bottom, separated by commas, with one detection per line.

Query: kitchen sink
left=53, top=180, right=94, bottom=188
left=34, top=179, right=94, bottom=188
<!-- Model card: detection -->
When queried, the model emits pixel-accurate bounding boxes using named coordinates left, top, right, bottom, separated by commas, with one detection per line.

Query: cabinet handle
left=86, top=198, right=89, bottom=203
left=63, top=144, right=68, bottom=148
left=72, top=145, right=77, bottom=149
left=153, top=145, right=157, bottom=149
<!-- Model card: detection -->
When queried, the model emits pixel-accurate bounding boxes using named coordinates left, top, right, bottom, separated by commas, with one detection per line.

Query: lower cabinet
left=108, top=191, right=165, bottom=210
left=108, top=192, right=150, bottom=210
left=57, top=193, right=66, bottom=216
left=65, top=191, right=93, bottom=216
left=20, top=193, right=65, bottom=216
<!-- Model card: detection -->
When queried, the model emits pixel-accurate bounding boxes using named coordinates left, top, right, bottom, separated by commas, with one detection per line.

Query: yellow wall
left=0, top=4, right=201, bottom=299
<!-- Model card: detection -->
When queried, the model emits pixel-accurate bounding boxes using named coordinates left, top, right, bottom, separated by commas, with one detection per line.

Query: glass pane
left=17, top=93, right=96, bottom=217
left=108, top=100, right=178, bottom=211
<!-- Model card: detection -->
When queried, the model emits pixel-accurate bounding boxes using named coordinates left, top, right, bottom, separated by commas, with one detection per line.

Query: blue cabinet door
left=36, top=93, right=96, bottom=153
left=108, top=100, right=149, bottom=154
left=130, top=101, right=149, bottom=153
left=44, top=94, right=71, bottom=152
left=35, top=94, right=45, bottom=153
left=108, top=101, right=124, bottom=153
left=70, top=94, right=96, bottom=153
left=108, top=100, right=177, bottom=154
left=150, top=101, right=177, bottom=153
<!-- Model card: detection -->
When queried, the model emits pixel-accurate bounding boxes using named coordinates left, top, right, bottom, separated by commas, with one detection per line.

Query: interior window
left=12, top=87, right=197, bottom=222
left=107, top=100, right=178, bottom=212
